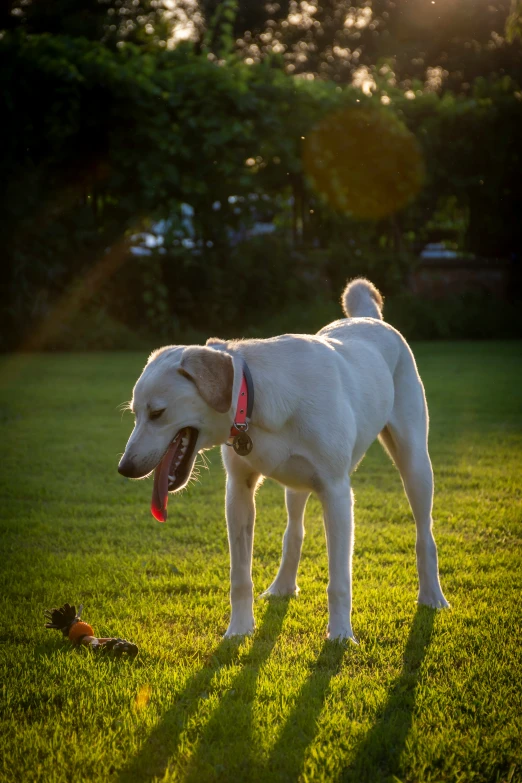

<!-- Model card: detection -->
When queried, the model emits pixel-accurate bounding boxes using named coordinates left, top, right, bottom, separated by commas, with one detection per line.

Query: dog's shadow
left=117, top=597, right=291, bottom=783
left=118, top=605, right=435, bottom=783
left=255, top=635, right=347, bottom=782
left=254, top=605, right=436, bottom=782
left=340, top=605, right=437, bottom=782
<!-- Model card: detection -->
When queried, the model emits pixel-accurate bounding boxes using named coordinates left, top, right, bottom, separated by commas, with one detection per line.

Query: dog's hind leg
left=379, top=359, right=449, bottom=609
left=319, top=477, right=357, bottom=642
left=261, top=489, right=309, bottom=598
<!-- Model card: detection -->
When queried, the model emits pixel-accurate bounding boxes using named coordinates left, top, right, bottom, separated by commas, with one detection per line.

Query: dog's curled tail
left=341, top=277, right=384, bottom=320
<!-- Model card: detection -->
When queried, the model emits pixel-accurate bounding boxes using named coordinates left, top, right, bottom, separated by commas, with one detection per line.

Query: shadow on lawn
left=119, top=604, right=435, bottom=783
left=256, top=637, right=347, bottom=782
left=341, top=605, right=437, bottom=783
left=118, top=597, right=290, bottom=783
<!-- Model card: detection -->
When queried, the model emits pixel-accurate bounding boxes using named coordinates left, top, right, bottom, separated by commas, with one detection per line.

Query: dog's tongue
left=151, top=435, right=180, bottom=522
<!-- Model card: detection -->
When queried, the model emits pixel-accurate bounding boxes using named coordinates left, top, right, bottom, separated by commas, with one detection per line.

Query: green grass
left=0, top=342, right=521, bottom=783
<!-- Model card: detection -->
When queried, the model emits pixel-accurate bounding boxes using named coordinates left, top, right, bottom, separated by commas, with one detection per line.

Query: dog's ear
left=178, top=347, right=234, bottom=413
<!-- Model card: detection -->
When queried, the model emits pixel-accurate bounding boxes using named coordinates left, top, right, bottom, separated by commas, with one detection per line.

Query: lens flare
left=134, top=684, right=152, bottom=711
left=303, top=106, right=425, bottom=219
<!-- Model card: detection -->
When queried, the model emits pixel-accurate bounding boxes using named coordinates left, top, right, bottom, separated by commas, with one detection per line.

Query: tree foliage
left=0, top=2, right=521, bottom=347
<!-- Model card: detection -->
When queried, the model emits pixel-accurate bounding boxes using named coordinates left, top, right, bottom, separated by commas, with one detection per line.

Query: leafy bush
left=2, top=30, right=521, bottom=349
left=35, top=308, right=150, bottom=352
left=145, top=234, right=310, bottom=337
left=385, top=291, right=522, bottom=341
left=32, top=252, right=520, bottom=350
left=326, top=244, right=415, bottom=299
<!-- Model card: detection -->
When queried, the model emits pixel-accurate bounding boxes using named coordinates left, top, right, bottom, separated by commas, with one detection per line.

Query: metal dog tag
left=232, top=432, right=253, bottom=456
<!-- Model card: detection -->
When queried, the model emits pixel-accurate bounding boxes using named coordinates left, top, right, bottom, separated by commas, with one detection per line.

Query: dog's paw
left=418, top=589, right=450, bottom=609
left=327, top=625, right=358, bottom=644
left=259, top=581, right=299, bottom=599
left=224, top=620, right=255, bottom=638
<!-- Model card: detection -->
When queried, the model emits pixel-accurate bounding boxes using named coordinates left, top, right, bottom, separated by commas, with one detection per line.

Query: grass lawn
left=0, top=341, right=521, bottom=783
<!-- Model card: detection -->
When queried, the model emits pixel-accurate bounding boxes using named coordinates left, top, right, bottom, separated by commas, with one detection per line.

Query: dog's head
left=118, top=345, right=234, bottom=521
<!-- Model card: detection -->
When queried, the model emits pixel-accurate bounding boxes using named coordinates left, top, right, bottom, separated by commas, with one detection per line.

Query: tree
left=194, top=0, right=522, bottom=95
left=507, top=0, right=522, bottom=41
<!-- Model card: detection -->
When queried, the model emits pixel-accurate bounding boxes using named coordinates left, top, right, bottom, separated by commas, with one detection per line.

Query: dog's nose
left=118, top=455, right=136, bottom=478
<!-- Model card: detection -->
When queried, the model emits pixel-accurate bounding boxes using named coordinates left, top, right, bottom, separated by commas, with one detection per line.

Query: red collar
left=230, top=371, right=250, bottom=436
left=227, top=362, right=254, bottom=453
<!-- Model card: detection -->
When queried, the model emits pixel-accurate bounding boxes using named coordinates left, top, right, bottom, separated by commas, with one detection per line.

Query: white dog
left=118, top=278, right=449, bottom=641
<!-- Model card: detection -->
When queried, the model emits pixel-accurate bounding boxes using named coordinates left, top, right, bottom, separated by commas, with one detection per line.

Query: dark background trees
left=1, top=0, right=521, bottom=349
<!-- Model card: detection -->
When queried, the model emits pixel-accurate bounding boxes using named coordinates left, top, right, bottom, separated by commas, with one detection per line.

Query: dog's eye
left=149, top=409, right=165, bottom=420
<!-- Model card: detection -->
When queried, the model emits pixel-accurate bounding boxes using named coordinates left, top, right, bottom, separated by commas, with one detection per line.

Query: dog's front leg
left=224, top=471, right=260, bottom=637
left=319, top=478, right=357, bottom=643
